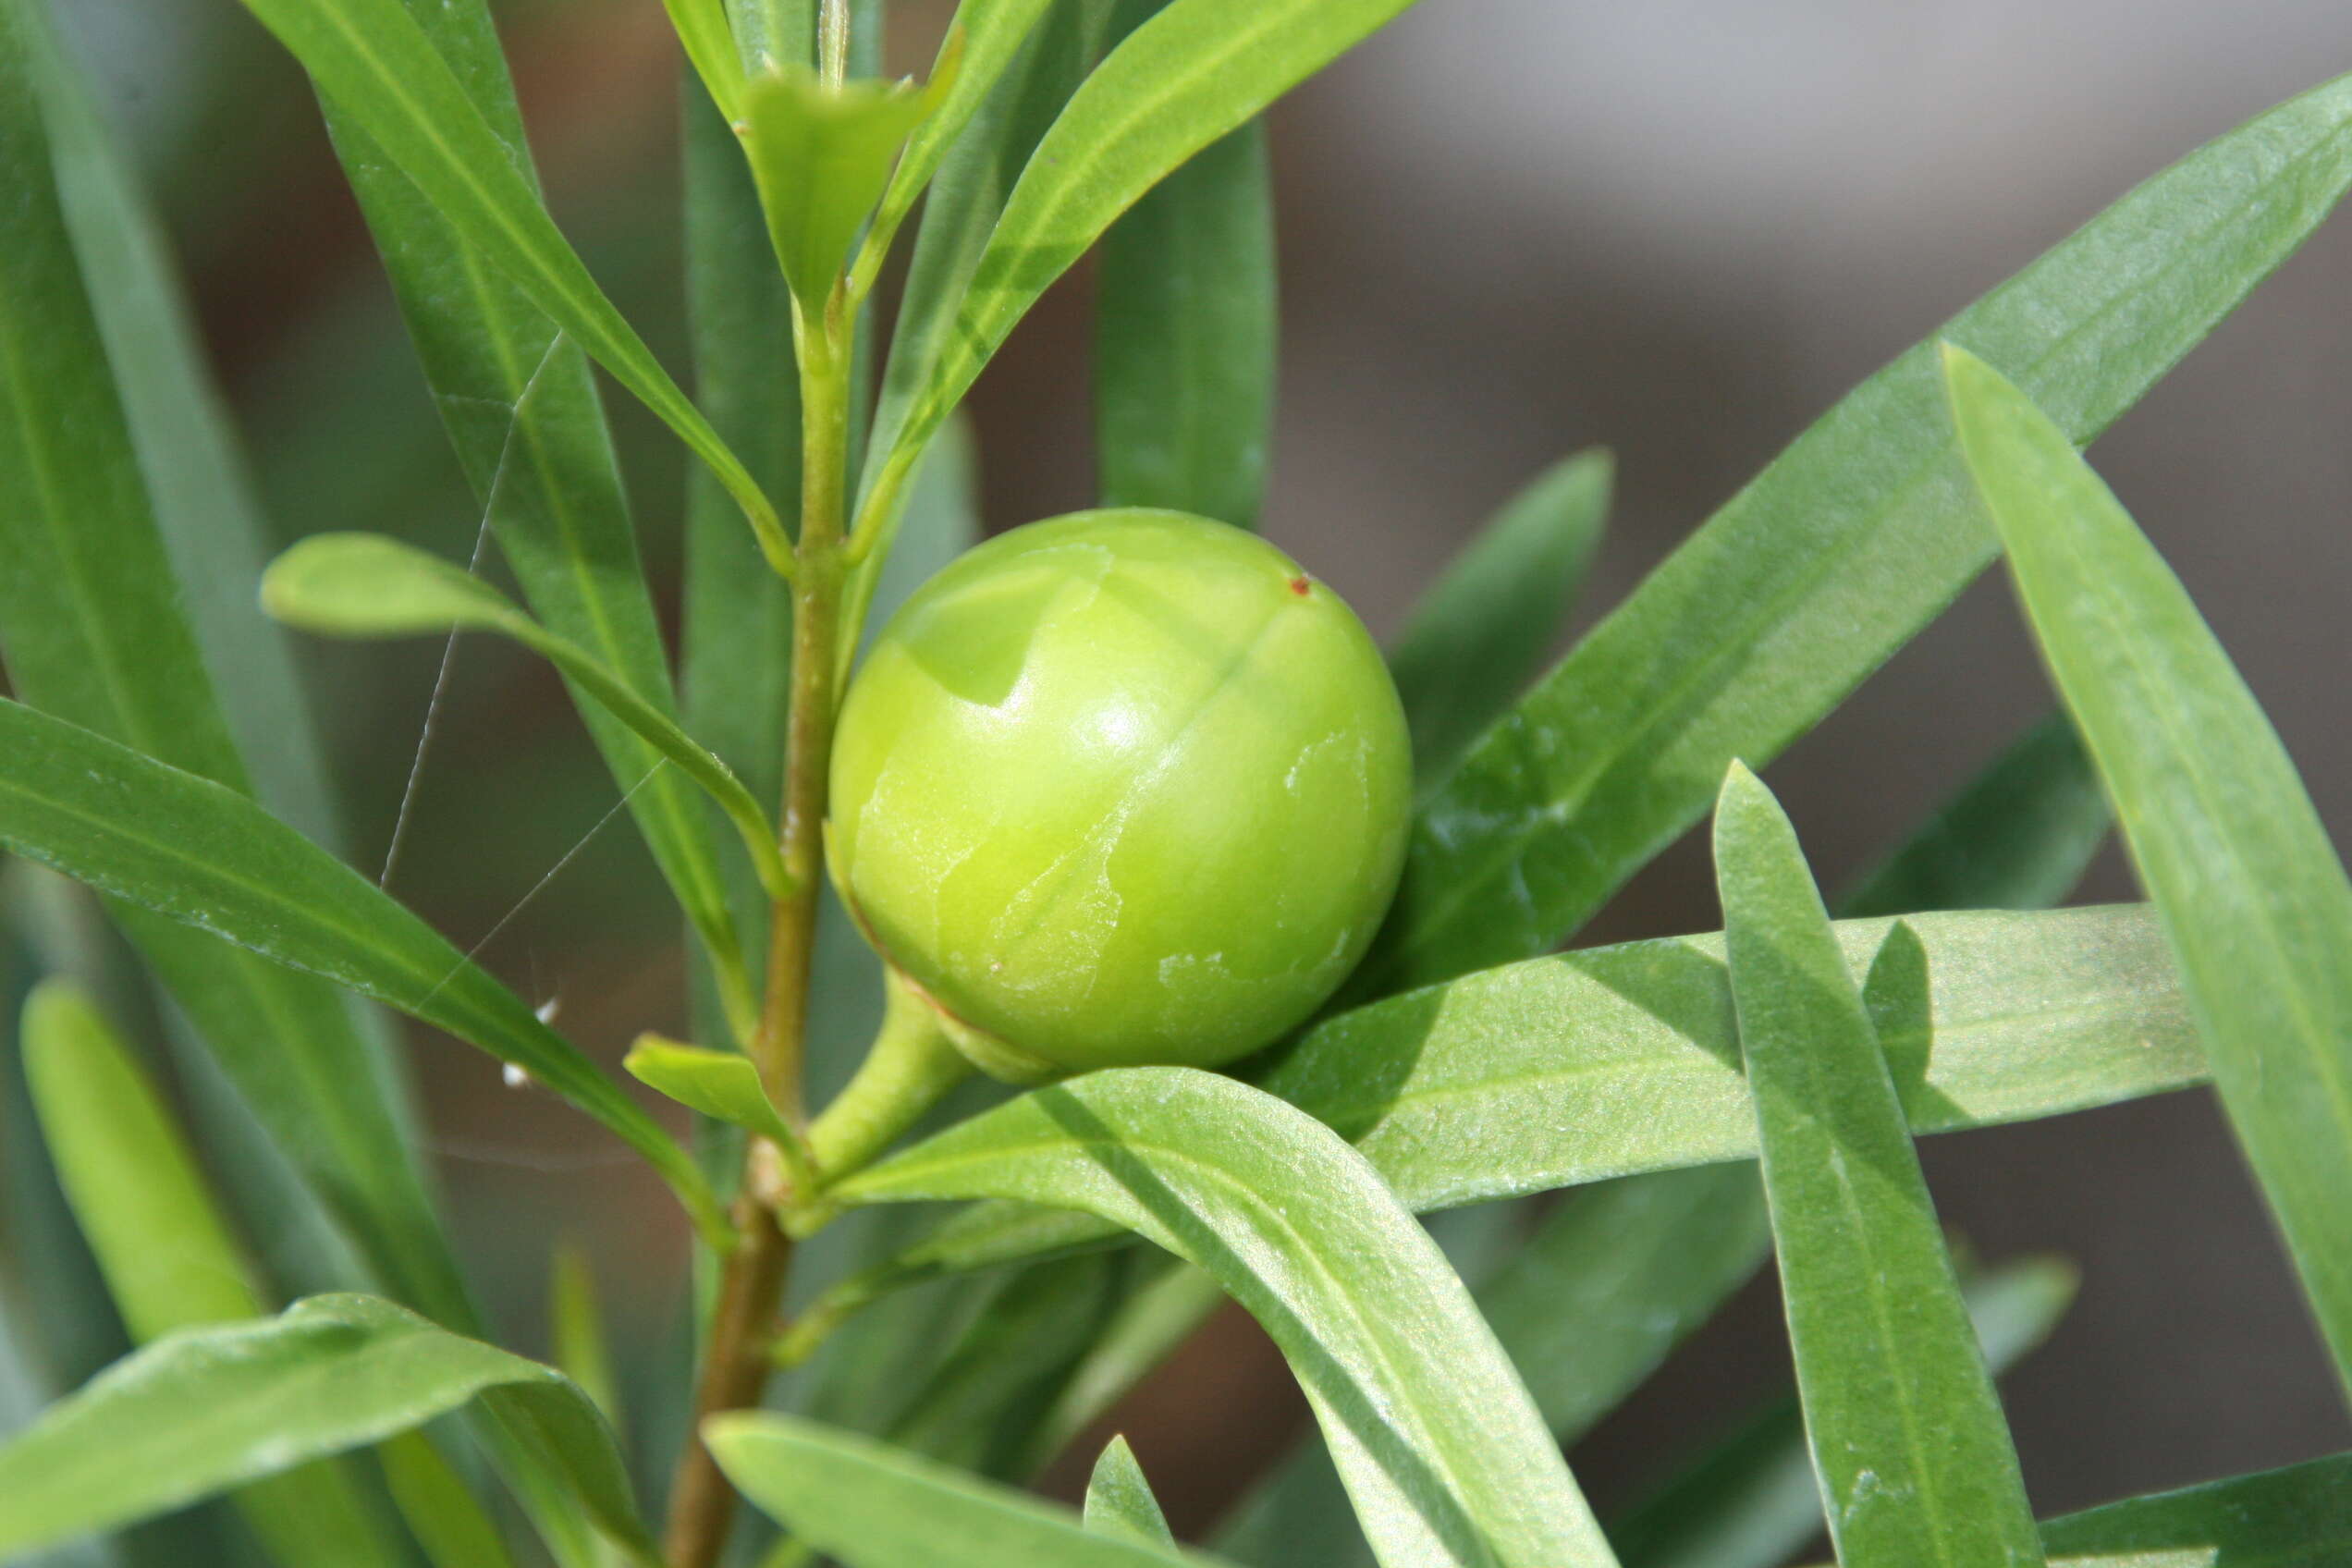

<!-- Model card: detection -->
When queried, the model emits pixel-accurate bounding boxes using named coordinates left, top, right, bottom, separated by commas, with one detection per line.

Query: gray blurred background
left=52, top=0, right=2352, bottom=1544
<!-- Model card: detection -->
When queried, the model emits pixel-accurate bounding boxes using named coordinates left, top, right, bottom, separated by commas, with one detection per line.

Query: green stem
left=806, top=964, right=974, bottom=1180
left=662, top=284, right=855, bottom=1568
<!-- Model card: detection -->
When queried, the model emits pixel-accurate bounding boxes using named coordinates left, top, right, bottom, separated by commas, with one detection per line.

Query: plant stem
left=760, top=302, right=849, bottom=1128
left=661, top=288, right=853, bottom=1568
left=661, top=1200, right=791, bottom=1566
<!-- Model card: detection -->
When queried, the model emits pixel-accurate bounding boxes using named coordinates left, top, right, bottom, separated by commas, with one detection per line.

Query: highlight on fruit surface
left=828, top=508, right=1414, bottom=1078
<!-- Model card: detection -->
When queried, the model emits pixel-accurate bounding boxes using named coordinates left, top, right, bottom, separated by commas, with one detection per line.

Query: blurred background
left=30, top=0, right=2352, bottom=1549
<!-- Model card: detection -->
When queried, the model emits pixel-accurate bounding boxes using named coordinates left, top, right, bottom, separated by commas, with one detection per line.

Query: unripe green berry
left=829, top=508, right=1412, bottom=1077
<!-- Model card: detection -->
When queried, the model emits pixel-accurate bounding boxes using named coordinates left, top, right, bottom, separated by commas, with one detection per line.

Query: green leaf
left=1715, top=763, right=2040, bottom=1568
left=869, top=693, right=2125, bottom=1557
left=742, top=62, right=948, bottom=310
left=1840, top=714, right=2107, bottom=918
left=852, top=0, right=1056, bottom=296
left=263, top=533, right=791, bottom=908
left=1387, top=450, right=1612, bottom=790
left=1217, top=1166, right=1768, bottom=1568
left=377, top=1430, right=521, bottom=1568
left=0, top=1297, right=122, bottom=1568
left=0, top=0, right=472, bottom=1333
left=853, top=0, right=1417, bottom=592
left=2037, top=1453, right=2352, bottom=1566
left=726, top=0, right=814, bottom=73
left=839, top=1071, right=1617, bottom=1568
left=802, top=901, right=2200, bottom=1305
left=842, top=0, right=1109, bottom=671
left=1095, top=112, right=1278, bottom=529
left=0, top=887, right=136, bottom=1394
left=1612, top=1256, right=2078, bottom=1568
left=231, top=0, right=787, bottom=559
left=1028, top=1261, right=1225, bottom=1472
left=1218, top=695, right=2109, bottom=1568
left=0, top=696, right=726, bottom=1245
left=549, top=1245, right=622, bottom=1432
left=1945, top=340, right=2352, bottom=1403
left=667, top=0, right=747, bottom=118
left=1355, top=67, right=2352, bottom=999
left=318, top=0, right=758, bottom=1045
left=23, top=0, right=341, bottom=853
left=1085, top=1437, right=1174, bottom=1548
left=1787, top=1453, right=2352, bottom=1568
left=20, top=981, right=275, bottom=1340
left=711, top=1413, right=1221, bottom=1566
left=21, top=980, right=410, bottom=1568
left=1480, top=1167, right=1773, bottom=1439
left=0, top=1295, right=651, bottom=1563
left=625, top=1035, right=800, bottom=1151
left=879, top=1254, right=1124, bottom=1478
left=1263, top=901, right=2196, bottom=1214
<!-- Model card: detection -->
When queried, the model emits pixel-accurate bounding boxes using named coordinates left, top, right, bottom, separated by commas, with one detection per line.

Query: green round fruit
left=829, top=508, right=1413, bottom=1077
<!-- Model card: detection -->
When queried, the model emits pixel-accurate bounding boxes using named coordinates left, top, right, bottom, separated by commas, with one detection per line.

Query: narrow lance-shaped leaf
left=850, top=0, right=1057, bottom=297
left=23, top=0, right=340, bottom=851
left=849, top=0, right=1420, bottom=642
left=877, top=1254, right=1124, bottom=1479
left=726, top=0, right=814, bottom=72
left=0, top=1295, right=120, bottom=1568
left=712, top=1414, right=1225, bottom=1567
left=839, top=1070, right=1618, bottom=1568
left=1094, top=39, right=1278, bottom=532
left=0, top=889, right=238, bottom=1565
left=1945, top=341, right=2352, bottom=1400
left=2036, top=1452, right=2352, bottom=1567
left=1716, top=763, right=2042, bottom=1568
left=1840, top=714, right=2106, bottom=918
left=1388, top=450, right=1611, bottom=790
left=840, top=1, right=1113, bottom=680
left=1049, top=689, right=2113, bottom=1547
left=0, top=0, right=473, bottom=1331
left=1785, top=1454, right=2352, bottom=1568
left=1085, top=1437, right=1175, bottom=1548
left=1356, top=67, right=2352, bottom=999
left=263, top=533, right=791, bottom=907
left=21, top=980, right=409, bottom=1568
left=799, top=902, right=2201, bottom=1307
left=1025, top=1260, right=1225, bottom=1471
left=232, top=0, right=789, bottom=561
left=319, top=0, right=757, bottom=1048
left=666, top=0, right=747, bottom=118
left=549, top=1245, right=621, bottom=1430
left=1219, top=704, right=2111, bottom=1568
left=0, top=880, right=134, bottom=1395
left=0, top=1295, right=653, bottom=1564
left=377, top=1432, right=521, bottom=1568
left=1263, top=901, right=2197, bottom=1216
left=0, top=696, right=727, bottom=1245
left=1217, top=1165, right=1770, bottom=1568
left=1612, top=1256, right=2079, bottom=1568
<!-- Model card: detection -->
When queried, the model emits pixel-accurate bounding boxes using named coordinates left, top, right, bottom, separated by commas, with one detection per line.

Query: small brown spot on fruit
left=1289, top=575, right=1312, bottom=597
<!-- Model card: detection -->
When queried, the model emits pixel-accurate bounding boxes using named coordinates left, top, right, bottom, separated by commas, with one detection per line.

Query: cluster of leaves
left=0, top=0, right=2349, bottom=1565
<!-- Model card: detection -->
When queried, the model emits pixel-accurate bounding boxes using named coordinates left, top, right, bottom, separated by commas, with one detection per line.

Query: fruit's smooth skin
left=830, top=508, right=1413, bottom=1076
